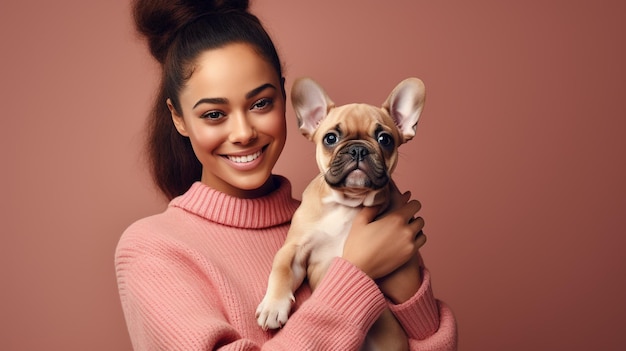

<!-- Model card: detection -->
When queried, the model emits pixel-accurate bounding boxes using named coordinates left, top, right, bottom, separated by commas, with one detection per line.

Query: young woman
left=115, top=1, right=457, bottom=349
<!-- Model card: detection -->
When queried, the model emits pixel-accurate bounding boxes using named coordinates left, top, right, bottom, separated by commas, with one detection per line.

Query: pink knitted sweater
left=115, top=176, right=457, bottom=350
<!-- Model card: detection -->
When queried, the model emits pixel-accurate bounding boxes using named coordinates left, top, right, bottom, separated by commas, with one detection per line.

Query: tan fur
left=257, top=77, right=425, bottom=351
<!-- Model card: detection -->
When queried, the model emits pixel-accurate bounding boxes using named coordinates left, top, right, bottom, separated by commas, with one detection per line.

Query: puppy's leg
left=256, top=241, right=308, bottom=330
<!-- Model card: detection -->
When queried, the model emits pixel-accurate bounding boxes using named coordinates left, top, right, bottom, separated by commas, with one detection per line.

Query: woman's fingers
left=414, top=230, right=427, bottom=249
left=344, top=194, right=427, bottom=279
left=354, top=205, right=381, bottom=224
left=409, top=213, right=424, bottom=226
left=398, top=199, right=422, bottom=221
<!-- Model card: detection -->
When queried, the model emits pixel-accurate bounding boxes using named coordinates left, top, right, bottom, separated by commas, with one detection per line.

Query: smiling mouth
left=225, top=148, right=264, bottom=163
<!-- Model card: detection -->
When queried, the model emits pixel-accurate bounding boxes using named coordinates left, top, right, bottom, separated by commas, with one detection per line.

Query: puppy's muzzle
left=325, top=142, right=389, bottom=189
left=348, top=144, right=369, bottom=162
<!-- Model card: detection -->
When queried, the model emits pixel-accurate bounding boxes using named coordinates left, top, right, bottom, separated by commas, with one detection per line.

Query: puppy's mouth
left=324, top=144, right=389, bottom=190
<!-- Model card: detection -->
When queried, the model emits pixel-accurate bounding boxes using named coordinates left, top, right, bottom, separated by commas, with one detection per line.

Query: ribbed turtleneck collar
left=169, top=175, right=300, bottom=229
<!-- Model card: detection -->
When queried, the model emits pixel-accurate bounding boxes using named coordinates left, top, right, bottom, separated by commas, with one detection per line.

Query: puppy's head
left=291, top=77, right=426, bottom=204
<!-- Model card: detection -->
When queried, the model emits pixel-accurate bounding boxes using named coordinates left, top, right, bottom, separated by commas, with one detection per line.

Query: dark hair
left=132, top=0, right=284, bottom=200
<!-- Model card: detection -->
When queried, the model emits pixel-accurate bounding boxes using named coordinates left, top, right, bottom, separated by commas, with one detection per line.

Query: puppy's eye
left=377, top=132, right=394, bottom=147
left=323, top=132, right=339, bottom=146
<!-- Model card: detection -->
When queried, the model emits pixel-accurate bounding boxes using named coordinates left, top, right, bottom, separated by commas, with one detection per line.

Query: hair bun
left=133, top=0, right=250, bottom=63
left=211, top=0, right=250, bottom=12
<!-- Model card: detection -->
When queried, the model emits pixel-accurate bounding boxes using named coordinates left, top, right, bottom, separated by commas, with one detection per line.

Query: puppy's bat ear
left=382, top=78, right=426, bottom=143
left=291, top=77, right=335, bottom=140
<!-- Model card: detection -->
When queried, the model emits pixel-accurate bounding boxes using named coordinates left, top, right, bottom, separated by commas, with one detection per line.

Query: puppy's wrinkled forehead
left=318, top=103, right=396, bottom=140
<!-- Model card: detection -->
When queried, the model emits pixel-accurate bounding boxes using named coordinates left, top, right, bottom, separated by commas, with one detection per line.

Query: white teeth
left=227, top=150, right=262, bottom=163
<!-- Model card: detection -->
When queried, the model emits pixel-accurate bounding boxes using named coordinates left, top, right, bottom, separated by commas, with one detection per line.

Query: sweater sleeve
left=387, top=266, right=458, bottom=350
left=116, top=237, right=245, bottom=350
left=274, top=257, right=388, bottom=350
left=116, top=235, right=387, bottom=350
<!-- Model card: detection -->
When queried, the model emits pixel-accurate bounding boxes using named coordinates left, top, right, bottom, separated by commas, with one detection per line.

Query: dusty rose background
left=2, top=1, right=624, bottom=350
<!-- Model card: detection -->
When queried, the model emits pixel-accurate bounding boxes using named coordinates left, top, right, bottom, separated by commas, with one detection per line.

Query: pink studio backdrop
left=1, top=1, right=624, bottom=350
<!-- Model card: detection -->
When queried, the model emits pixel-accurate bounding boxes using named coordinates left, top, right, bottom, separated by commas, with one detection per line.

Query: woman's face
left=170, top=43, right=287, bottom=198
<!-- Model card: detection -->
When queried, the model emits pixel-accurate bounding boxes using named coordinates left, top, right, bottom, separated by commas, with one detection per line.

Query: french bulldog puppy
left=256, top=77, right=426, bottom=351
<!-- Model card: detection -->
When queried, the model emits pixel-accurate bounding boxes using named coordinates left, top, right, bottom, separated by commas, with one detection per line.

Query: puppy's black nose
left=349, top=145, right=369, bottom=161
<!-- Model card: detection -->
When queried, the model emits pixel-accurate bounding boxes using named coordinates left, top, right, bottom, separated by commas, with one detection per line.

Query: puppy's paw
left=255, top=293, right=296, bottom=330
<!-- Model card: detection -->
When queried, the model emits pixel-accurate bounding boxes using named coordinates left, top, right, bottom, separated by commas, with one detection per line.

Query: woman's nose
left=229, top=113, right=257, bottom=145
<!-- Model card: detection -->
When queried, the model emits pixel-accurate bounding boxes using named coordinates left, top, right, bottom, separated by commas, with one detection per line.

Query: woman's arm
left=116, top=232, right=388, bottom=350
left=382, top=252, right=458, bottom=350
left=342, top=188, right=458, bottom=350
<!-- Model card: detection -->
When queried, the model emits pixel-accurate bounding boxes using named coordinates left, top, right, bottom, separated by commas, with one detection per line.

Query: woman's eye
left=252, top=98, right=273, bottom=110
left=202, top=111, right=224, bottom=120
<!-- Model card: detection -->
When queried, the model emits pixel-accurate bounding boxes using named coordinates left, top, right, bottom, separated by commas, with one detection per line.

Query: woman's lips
left=226, top=149, right=262, bottom=163
left=222, top=146, right=267, bottom=171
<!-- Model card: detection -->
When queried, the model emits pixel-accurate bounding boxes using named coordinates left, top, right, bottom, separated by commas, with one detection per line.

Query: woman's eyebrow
left=246, top=83, right=276, bottom=99
left=192, top=83, right=276, bottom=109
left=193, top=97, right=227, bottom=109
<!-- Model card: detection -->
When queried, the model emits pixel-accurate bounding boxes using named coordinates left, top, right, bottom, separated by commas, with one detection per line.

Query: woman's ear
left=167, top=98, right=189, bottom=137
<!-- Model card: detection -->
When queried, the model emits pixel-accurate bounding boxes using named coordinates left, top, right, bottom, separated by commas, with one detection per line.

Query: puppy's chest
left=304, top=205, right=360, bottom=267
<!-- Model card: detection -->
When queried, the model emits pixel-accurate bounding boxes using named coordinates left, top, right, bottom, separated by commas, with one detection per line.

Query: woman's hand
left=342, top=188, right=425, bottom=282
left=376, top=244, right=425, bottom=304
